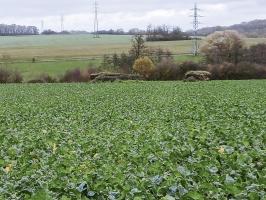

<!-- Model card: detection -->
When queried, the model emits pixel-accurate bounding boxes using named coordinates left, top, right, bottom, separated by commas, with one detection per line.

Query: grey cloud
left=0, top=0, right=265, bottom=31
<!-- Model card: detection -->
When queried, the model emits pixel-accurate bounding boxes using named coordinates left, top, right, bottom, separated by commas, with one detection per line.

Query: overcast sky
left=0, top=0, right=265, bottom=31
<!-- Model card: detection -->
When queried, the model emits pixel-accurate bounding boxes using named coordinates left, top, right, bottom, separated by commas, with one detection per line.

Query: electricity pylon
left=191, top=3, right=202, bottom=56
left=93, top=0, right=100, bottom=38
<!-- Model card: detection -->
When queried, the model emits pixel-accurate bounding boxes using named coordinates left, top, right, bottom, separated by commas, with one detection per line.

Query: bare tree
left=129, top=34, right=147, bottom=60
left=146, top=25, right=188, bottom=41
left=244, top=43, right=266, bottom=64
left=200, top=30, right=246, bottom=64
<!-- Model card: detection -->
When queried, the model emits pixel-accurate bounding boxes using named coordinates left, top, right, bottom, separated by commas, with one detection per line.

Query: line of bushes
left=207, top=62, right=266, bottom=80
left=0, top=68, right=101, bottom=84
left=27, top=68, right=102, bottom=83
left=0, top=68, right=23, bottom=83
left=133, top=58, right=266, bottom=81
left=1, top=59, right=266, bottom=84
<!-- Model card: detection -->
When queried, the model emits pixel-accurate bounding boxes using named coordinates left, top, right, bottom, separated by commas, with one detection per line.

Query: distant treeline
left=0, top=22, right=188, bottom=42
left=146, top=25, right=190, bottom=41
left=41, top=30, right=71, bottom=35
left=97, top=28, right=145, bottom=35
left=40, top=29, right=141, bottom=35
left=97, top=25, right=190, bottom=41
left=0, top=24, right=39, bottom=36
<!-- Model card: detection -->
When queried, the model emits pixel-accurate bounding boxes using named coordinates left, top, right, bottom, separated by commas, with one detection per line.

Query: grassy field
left=0, top=80, right=265, bottom=199
left=0, top=55, right=203, bottom=81
left=0, top=34, right=265, bottom=61
left=0, top=34, right=265, bottom=80
left=0, top=34, right=195, bottom=61
left=0, top=59, right=100, bottom=81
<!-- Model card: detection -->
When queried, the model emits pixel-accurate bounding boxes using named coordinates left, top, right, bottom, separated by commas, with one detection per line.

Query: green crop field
left=0, top=80, right=265, bottom=199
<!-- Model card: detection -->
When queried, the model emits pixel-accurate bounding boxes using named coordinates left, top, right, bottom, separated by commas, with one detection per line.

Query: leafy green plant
left=0, top=80, right=265, bottom=199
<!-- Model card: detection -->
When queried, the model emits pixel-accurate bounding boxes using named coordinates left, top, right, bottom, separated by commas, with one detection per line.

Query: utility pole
left=41, top=20, right=44, bottom=34
left=93, top=0, right=100, bottom=38
left=191, top=3, right=202, bottom=56
left=61, top=15, right=64, bottom=32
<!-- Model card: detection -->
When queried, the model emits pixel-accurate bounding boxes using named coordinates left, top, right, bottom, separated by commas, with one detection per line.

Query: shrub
left=91, top=73, right=143, bottom=82
left=179, top=61, right=205, bottom=75
left=133, top=57, right=155, bottom=79
left=152, top=60, right=206, bottom=81
left=234, top=62, right=266, bottom=79
left=60, top=69, right=86, bottom=83
left=27, top=79, right=46, bottom=83
left=207, top=62, right=235, bottom=80
left=9, top=71, right=23, bottom=83
left=201, top=30, right=245, bottom=64
left=118, top=53, right=135, bottom=73
left=101, top=53, right=134, bottom=73
left=28, top=74, right=57, bottom=83
left=0, top=68, right=23, bottom=83
left=147, top=48, right=173, bottom=64
left=42, top=74, right=57, bottom=83
left=59, top=68, right=100, bottom=83
left=244, top=43, right=266, bottom=64
left=208, top=62, right=266, bottom=80
left=153, top=58, right=180, bottom=80
left=0, top=68, right=10, bottom=83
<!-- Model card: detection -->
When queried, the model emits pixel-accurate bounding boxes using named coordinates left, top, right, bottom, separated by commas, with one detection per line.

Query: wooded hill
left=188, top=19, right=266, bottom=37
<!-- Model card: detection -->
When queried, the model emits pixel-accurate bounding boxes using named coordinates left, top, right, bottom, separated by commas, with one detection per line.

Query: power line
left=93, top=0, right=100, bottom=38
left=190, top=3, right=202, bottom=56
